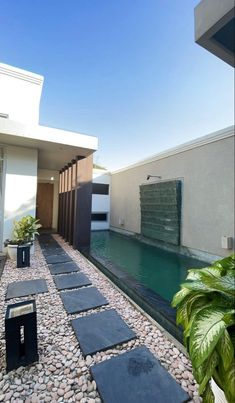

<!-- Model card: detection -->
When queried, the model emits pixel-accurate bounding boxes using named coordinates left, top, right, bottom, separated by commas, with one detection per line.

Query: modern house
left=0, top=63, right=98, bottom=252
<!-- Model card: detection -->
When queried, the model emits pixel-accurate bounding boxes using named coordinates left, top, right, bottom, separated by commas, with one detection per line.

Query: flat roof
left=0, top=118, right=98, bottom=170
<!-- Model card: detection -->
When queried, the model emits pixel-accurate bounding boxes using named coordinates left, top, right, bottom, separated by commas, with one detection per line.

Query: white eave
left=0, top=118, right=98, bottom=170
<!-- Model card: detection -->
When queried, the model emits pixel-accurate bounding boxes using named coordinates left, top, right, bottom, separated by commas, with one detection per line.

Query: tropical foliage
left=172, top=254, right=235, bottom=403
left=12, top=215, right=42, bottom=244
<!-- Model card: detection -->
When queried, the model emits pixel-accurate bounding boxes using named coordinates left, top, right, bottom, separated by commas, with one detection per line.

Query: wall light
left=50, top=177, right=54, bottom=181
left=146, top=175, right=162, bottom=180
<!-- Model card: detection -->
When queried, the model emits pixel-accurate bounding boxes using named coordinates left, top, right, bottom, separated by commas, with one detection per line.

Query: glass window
left=92, top=183, right=109, bottom=195
left=91, top=213, right=108, bottom=221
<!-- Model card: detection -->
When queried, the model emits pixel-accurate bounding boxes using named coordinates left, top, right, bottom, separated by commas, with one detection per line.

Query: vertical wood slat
left=59, top=168, right=64, bottom=236
left=65, top=166, right=69, bottom=242
left=67, top=163, right=72, bottom=243
left=69, top=160, right=76, bottom=244
left=58, top=170, right=62, bottom=234
left=73, top=154, right=93, bottom=251
left=58, top=154, right=92, bottom=250
left=62, top=166, right=67, bottom=238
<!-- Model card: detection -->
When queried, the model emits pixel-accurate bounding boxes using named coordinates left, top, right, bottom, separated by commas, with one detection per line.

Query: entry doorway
left=36, top=183, right=54, bottom=229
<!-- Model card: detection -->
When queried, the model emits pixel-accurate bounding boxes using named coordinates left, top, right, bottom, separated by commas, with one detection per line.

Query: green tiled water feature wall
left=140, top=180, right=182, bottom=245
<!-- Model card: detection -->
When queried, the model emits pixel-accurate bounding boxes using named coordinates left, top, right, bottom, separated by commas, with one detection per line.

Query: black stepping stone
left=60, top=287, right=108, bottom=314
left=6, top=279, right=48, bottom=300
left=40, top=242, right=59, bottom=248
left=42, top=248, right=65, bottom=256
left=45, top=254, right=72, bottom=264
left=49, top=262, right=80, bottom=275
left=72, top=309, right=136, bottom=356
left=54, top=273, right=92, bottom=290
left=91, top=346, right=189, bottom=403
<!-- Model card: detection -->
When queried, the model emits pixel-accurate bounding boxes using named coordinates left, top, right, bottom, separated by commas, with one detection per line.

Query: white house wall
left=0, top=63, right=43, bottom=125
left=2, top=145, right=38, bottom=249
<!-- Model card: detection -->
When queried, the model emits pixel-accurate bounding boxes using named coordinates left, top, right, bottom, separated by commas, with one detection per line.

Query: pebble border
left=0, top=236, right=201, bottom=403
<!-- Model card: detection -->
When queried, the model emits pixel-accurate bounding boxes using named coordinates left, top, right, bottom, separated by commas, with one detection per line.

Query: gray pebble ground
left=0, top=235, right=201, bottom=402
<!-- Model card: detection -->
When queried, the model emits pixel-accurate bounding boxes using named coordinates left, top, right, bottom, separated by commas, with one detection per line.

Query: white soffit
left=0, top=118, right=98, bottom=170
left=194, top=0, right=235, bottom=67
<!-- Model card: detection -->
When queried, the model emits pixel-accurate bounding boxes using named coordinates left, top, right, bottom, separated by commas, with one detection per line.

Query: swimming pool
left=89, top=230, right=206, bottom=341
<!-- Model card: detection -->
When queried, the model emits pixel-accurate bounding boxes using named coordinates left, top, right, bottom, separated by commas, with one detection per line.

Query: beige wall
left=110, top=132, right=234, bottom=257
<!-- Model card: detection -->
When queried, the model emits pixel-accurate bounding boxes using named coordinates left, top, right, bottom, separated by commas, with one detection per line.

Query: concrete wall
left=1, top=145, right=38, bottom=249
left=92, top=169, right=111, bottom=230
left=37, top=169, right=59, bottom=230
left=110, top=128, right=234, bottom=257
left=0, top=63, right=43, bottom=125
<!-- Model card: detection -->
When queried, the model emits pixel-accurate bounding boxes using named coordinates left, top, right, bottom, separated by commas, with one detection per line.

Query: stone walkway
left=0, top=235, right=201, bottom=402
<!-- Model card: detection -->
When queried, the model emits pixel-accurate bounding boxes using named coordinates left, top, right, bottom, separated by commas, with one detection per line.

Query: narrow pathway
left=0, top=235, right=200, bottom=402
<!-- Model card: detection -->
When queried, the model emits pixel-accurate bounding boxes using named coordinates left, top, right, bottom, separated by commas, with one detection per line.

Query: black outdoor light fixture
left=5, top=300, right=38, bottom=372
left=17, top=245, right=30, bottom=268
left=146, top=175, right=162, bottom=180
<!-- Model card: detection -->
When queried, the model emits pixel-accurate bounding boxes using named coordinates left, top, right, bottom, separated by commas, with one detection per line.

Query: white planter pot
left=7, top=243, right=33, bottom=261
left=211, top=379, right=227, bottom=403
left=7, top=244, right=18, bottom=260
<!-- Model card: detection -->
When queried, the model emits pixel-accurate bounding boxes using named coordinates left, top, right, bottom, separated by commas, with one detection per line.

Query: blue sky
left=0, top=0, right=234, bottom=170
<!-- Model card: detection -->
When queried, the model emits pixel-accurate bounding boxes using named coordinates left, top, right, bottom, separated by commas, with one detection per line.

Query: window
left=91, top=213, right=108, bottom=221
left=92, top=183, right=109, bottom=195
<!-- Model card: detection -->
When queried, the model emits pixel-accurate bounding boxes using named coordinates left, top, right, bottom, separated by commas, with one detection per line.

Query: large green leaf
left=189, top=307, right=227, bottom=367
left=216, top=329, right=234, bottom=371
left=202, top=382, right=215, bottom=403
left=176, top=302, right=189, bottom=327
left=223, top=364, right=235, bottom=403
left=186, top=269, right=204, bottom=281
left=200, top=270, right=235, bottom=297
left=180, top=280, right=209, bottom=292
left=214, top=254, right=235, bottom=272
left=197, top=351, right=219, bottom=394
left=174, top=291, right=208, bottom=328
left=171, top=287, right=191, bottom=307
left=223, top=310, right=235, bottom=327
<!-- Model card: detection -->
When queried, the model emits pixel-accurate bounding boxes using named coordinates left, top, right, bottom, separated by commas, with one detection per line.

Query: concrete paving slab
left=72, top=309, right=136, bottom=356
left=45, top=254, right=72, bottom=264
left=60, top=287, right=108, bottom=314
left=49, top=262, right=80, bottom=275
left=54, top=272, right=91, bottom=290
left=6, top=279, right=48, bottom=300
left=91, top=346, right=189, bottom=403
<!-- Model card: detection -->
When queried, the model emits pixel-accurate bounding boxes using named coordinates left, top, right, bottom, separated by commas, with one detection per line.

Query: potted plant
left=172, top=254, right=235, bottom=403
left=5, top=215, right=42, bottom=260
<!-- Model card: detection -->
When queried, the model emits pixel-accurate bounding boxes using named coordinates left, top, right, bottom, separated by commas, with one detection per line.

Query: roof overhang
left=195, top=0, right=235, bottom=67
left=0, top=118, right=98, bottom=170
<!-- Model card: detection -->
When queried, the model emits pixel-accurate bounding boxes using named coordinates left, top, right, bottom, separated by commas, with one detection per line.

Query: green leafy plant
left=11, top=215, right=42, bottom=245
left=172, top=254, right=235, bottom=403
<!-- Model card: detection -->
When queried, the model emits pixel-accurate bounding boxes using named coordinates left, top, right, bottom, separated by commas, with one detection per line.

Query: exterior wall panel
left=110, top=132, right=234, bottom=257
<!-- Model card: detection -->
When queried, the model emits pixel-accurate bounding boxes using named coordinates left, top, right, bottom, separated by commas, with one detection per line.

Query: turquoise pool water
left=90, top=231, right=205, bottom=303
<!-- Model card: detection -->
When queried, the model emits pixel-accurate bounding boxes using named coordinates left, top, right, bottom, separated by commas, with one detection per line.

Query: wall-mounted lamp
left=146, top=175, right=162, bottom=180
